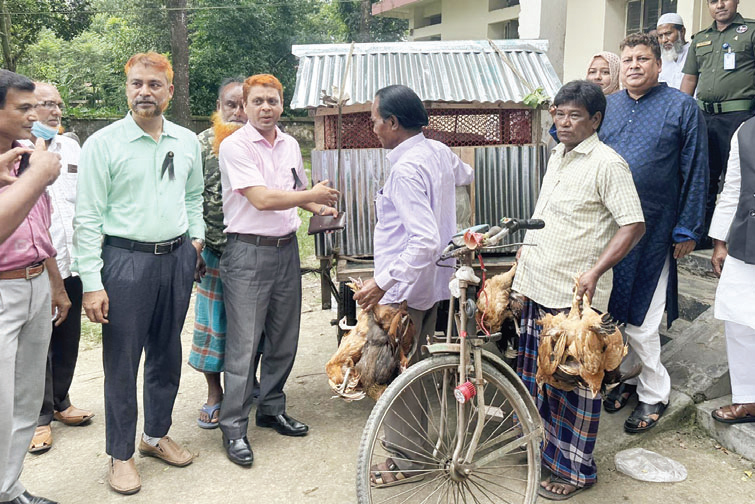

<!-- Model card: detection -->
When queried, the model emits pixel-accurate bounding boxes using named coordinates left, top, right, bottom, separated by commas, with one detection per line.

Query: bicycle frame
left=425, top=243, right=544, bottom=480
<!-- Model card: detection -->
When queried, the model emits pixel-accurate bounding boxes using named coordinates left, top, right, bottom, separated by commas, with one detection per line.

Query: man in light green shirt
left=72, top=52, right=203, bottom=495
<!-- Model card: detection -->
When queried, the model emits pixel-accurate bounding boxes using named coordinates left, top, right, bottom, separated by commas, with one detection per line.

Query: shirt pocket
left=695, top=43, right=714, bottom=66
left=171, top=151, right=194, bottom=184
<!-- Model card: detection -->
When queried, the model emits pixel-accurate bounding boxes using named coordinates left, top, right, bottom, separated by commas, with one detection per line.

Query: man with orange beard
left=72, top=52, right=204, bottom=494
left=188, top=77, right=258, bottom=430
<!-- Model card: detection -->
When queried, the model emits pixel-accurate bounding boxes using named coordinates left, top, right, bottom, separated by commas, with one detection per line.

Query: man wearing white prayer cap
left=657, top=12, right=690, bottom=89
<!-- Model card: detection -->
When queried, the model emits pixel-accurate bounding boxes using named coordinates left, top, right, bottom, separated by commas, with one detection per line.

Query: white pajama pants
left=724, top=321, right=755, bottom=404
left=620, top=256, right=671, bottom=406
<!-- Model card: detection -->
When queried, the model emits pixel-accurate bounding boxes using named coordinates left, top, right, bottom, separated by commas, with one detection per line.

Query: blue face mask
left=31, top=121, right=58, bottom=141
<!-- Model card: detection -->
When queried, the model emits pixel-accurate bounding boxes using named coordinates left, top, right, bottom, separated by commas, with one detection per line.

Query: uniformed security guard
left=681, top=0, right=755, bottom=248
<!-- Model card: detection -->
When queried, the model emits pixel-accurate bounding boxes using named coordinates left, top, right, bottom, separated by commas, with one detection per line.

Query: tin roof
left=290, top=39, right=562, bottom=109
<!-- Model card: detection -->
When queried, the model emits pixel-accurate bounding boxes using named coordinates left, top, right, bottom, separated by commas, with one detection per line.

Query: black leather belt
left=228, top=232, right=295, bottom=247
left=104, top=233, right=187, bottom=254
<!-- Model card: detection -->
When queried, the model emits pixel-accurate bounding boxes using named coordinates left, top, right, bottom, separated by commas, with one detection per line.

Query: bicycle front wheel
left=356, top=354, right=541, bottom=504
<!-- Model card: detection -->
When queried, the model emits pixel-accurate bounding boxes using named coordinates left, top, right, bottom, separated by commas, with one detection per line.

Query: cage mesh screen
left=323, top=108, right=532, bottom=149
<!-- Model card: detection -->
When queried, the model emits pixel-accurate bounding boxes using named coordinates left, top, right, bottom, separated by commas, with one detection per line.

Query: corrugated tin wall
left=312, top=144, right=547, bottom=257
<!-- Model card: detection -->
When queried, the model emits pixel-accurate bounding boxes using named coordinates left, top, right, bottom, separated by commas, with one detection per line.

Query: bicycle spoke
left=380, top=408, right=442, bottom=464
left=467, top=475, right=514, bottom=504
left=469, top=472, right=527, bottom=495
left=373, top=472, right=446, bottom=504
left=460, top=479, right=483, bottom=504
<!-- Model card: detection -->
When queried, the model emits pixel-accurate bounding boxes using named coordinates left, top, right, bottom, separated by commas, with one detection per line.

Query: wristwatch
left=191, top=237, right=205, bottom=250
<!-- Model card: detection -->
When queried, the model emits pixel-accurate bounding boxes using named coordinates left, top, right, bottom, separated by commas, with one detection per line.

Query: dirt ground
left=19, top=274, right=755, bottom=503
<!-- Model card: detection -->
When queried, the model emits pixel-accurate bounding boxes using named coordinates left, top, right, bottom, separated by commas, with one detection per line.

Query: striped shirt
left=512, top=133, right=644, bottom=312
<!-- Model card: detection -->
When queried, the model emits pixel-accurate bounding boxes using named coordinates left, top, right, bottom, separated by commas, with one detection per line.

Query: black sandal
left=624, top=401, right=667, bottom=434
left=603, top=383, right=636, bottom=413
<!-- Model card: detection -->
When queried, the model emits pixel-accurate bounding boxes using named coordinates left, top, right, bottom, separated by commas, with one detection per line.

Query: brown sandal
left=712, top=403, right=755, bottom=424
left=369, top=457, right=427, bottom=488
left=29, top=425, right=53, bottom=454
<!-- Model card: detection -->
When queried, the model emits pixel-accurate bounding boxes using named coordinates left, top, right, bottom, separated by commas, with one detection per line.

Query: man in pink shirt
left=217, top=74, right=339, bottom=466
left=0, top=70, right=67, bottom=504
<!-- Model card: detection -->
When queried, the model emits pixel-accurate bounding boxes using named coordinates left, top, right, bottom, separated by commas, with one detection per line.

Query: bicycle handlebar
left=439, top=218, right=545, bottom=261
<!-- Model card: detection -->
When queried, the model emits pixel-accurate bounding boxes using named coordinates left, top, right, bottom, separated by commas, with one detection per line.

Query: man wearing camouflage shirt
left=188, top=78, right=249, bottom=429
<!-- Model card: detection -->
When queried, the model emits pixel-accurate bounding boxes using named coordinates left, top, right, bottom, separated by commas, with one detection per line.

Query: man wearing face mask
left=24, top=82, right=94, bottom=457
left=73, top=52, right=204, bottom=494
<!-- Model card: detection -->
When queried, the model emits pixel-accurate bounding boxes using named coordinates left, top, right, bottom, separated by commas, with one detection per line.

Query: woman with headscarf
left=548, top=51, right=622, bottom=143
left=585, top=51, right=621, bottom=95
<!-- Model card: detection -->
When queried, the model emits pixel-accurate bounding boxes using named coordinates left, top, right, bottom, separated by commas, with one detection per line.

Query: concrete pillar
left=519, top=0, right=567, bottom=80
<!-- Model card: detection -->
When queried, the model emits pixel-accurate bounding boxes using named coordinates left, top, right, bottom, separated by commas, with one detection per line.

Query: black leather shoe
left=3, top=491, right=58, bottom=504
left=256, top=412, right=309, bottom=437
left=222, top=434, right=253, bottom=466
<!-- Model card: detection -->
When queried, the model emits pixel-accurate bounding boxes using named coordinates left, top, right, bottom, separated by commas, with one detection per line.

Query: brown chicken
left=536, top=276, right=627, bottom=398
left=475, top=262, right=522, bottom=333
left=325, top=279, right=415, bottom=401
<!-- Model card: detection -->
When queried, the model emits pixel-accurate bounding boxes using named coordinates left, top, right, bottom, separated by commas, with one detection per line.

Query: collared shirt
left=683, top=14, right=755, bottom=103
left=0, top=141, right=56, bottom=271
left=709, top=126, right=755, bottom=329
left=72, top=112, right=205, bottom=292
left=600, top=84, right=708, bottom=326
left=197, top=128, right=225, bottom=254
left=219, top=123, right=308, bottom=237
left=373, top=133, right=474, bottom=311
left=20, top=135, right=81, bottom=278
left=660, top=41, right=690, bottom=90
left=512, top=133, right=644, bottom=312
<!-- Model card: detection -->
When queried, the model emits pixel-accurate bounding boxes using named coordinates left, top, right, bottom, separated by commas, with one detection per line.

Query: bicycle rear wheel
left=356, top=354, right=541, bottom=503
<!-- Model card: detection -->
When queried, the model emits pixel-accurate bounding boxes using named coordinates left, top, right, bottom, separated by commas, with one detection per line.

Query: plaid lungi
left=189, top=248, right=226, bottom=373
left=517, top=299, right=601, bottom=488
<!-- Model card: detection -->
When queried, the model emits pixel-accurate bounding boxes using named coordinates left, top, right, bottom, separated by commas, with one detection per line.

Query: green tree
left=337, top=0, right=407, bottom=43
left=0, top=0, right=92, bottom=71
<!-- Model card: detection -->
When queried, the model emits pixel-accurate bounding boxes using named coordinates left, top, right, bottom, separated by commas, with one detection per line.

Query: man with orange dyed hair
left=217, top=74, right=339, bottom=466
left=73, top=52, right=204, bottom=494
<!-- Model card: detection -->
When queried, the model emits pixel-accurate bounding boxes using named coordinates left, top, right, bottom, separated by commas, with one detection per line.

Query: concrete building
left=373, top=0, right=755, bottom=81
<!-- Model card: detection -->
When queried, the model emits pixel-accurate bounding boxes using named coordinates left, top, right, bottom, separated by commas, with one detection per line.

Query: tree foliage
left=14, top=0, right=408, bottom=118
left=1, top=0, right=93, bottom=70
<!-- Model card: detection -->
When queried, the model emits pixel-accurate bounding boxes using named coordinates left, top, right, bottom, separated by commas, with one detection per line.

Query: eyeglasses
left=36, top=101, right=65, bottom=112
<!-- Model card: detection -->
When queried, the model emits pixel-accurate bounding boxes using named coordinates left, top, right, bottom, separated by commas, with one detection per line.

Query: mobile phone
left=17, top=152, right=31, bottom=176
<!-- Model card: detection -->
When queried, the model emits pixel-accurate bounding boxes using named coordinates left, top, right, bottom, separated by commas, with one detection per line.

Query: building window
left=626, top=0, right=676, bottom=35
left=489, top=0, right=520, bottom=11
left=488, top=19, right=519, bottom=39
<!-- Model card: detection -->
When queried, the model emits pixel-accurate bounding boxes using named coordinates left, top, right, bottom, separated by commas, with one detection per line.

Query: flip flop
left=370, top=457, right=427, bottom=488
left=603, top=383, right=636, bottom=413
left=29, top=425, right=53, bottom=454
left=624, top=401, right=667, bottom=434
left=537, top=476, right=590, bottom=501
left=197, top=402, right=221, bottom=429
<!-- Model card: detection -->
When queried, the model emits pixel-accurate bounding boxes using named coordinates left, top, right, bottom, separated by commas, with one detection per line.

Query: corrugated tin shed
left=290, top=39, right=562, bottom=109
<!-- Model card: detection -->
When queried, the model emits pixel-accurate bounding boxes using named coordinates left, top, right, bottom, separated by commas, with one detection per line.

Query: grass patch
left=80, top=313, right=102, bottom=347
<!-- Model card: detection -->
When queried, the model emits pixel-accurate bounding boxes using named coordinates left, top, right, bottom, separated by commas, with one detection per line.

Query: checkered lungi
left=189, top=248, right=226, bottom=373
left=517, top=299, right=600, bottom=488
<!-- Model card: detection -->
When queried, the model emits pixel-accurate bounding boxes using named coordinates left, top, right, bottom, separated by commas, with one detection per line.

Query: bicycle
left=356, top=217, right=546, bottom=504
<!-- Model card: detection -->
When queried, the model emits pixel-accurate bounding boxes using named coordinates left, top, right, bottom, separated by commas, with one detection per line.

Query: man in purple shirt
left=0, top=70, right=66, bottom=504
left=354, top=84, right=474, bottom=486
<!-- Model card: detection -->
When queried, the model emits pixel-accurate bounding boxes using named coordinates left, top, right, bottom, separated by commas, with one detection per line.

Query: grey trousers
left=101, top=240, right=195, bottom=460
left=219, top=235, right=302, bottom=439
left=383, top=304, right=438, bottom=471
left=0, top=274, right=52, bottom=501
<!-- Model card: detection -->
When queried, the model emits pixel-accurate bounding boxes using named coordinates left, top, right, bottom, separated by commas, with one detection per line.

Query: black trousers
left=38, top=275, right=83, bottom=425
left=101, top=240, right=195, bottom=460
left=702, top=109, right=755, bottom=235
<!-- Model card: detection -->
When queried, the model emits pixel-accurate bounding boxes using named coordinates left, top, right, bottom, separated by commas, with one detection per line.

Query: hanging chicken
left=536, top=276, right=628, bottom=398
left=475, top=262, right=522, bottom=333
left=326, top=279, right=415, bottom=401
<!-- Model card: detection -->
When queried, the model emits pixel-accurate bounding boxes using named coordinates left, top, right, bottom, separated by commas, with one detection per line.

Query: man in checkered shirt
left=513, top=80, right=645, bottom=500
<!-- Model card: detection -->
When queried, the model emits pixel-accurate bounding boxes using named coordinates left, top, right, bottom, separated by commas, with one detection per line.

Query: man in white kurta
left=709, top=118, right=755, bottom=423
